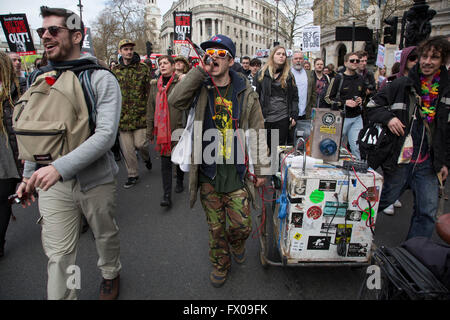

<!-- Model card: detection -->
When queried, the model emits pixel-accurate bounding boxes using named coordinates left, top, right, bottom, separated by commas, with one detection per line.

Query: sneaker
left=210, top=268, right=228, bottom=288
left=145, top=160, right=152, bottom=170
left=99, top=275, right=120, bottom=300
left=383, top=204, right=395, bottom=216
left=394, top=200, right=402, bottom=208
left=123, top=176, right=139, bottom=189
left=230, top=247, right=246, bottom=264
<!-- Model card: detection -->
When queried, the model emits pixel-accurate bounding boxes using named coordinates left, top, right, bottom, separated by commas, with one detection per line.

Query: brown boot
left=99, top=275, right=120, bottom=300
left=210, top=268, right=229, bottom=288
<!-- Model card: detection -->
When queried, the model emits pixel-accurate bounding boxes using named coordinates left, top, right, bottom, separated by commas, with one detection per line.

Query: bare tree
left=92, top=0, right=151, bottom=62
left=280, top=0, right=314, bottom=47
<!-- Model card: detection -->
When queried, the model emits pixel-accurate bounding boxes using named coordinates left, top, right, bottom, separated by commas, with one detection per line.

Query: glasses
left=349, top=59, right=360, bottom=64
left=408, top=55, right=418, bottom=62
left=37, top=26, right=71, bottom=38
left=205, top=48, right=230, bottom=58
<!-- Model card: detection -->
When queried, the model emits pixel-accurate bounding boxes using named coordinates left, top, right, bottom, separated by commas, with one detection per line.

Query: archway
left=337, top=44, right=347, bottom=67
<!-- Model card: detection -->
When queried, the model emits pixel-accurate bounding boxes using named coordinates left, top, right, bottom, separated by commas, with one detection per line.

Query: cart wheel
left=266, top=202, right=281, bottom=264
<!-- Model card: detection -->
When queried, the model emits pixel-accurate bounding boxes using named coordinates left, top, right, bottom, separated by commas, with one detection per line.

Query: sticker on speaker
left=307, top=206, right=322, bottom=220
left=322, top=113, right=336, bottom=126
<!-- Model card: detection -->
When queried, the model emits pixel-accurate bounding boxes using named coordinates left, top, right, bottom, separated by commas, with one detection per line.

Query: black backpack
left=357, top=121, right=396, bottom=170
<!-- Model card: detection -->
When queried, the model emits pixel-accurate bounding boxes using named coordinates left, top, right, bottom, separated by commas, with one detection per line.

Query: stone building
left=160, top=0, right=292, bottom=58
left=146, top=0, right=162, bottom=54
left=312, top=0, right=450, bottom=71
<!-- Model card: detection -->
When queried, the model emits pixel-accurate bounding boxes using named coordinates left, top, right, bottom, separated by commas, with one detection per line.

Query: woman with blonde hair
left=0, top=52, right=23, bottom=258
left=255, top=46, right=298, bottom=149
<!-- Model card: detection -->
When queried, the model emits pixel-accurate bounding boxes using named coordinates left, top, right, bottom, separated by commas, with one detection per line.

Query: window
left=343, top=0, right=349, bottom=14
left=361, top=0, right=370, bottom=10
left=334, top=0, right=340, bottom=18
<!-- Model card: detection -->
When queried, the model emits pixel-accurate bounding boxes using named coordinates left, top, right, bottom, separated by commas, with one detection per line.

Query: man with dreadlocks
left=0, top=52, right=23, bottom=258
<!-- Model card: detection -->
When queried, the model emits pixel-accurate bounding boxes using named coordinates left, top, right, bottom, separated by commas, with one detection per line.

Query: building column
left=201, top=19, right=206, bottom=42
left=197, top=19, right=201, bottom=44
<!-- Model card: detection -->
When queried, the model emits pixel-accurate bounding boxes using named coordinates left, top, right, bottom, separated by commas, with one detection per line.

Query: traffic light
left=146, top=41, right=153, bottom=56
left=383, top=17, right=398, bottom=45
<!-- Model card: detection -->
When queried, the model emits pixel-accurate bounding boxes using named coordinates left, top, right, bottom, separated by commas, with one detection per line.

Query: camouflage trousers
left=200, top=183, right=252, bottom=272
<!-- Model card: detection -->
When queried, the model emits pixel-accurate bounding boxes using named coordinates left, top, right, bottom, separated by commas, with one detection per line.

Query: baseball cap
left=200, top=35, right=236, bottom=58
left=118, top=39, right=136, bottom=49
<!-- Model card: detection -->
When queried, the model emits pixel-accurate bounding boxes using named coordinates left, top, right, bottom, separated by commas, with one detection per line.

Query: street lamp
left=349, top=17, right=356, bottom=52
left=77, top=0, right=83, bottom=22
left=275, top=0, right=280, bottom=47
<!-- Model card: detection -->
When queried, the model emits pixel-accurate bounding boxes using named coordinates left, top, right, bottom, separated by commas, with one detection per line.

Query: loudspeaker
left=309, top=109, right=343, bottom=162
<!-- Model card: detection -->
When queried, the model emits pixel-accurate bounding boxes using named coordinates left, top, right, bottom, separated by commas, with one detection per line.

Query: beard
left=293, top=63, right=303, bottom=71
left=45, top=39, right=76, bottom=62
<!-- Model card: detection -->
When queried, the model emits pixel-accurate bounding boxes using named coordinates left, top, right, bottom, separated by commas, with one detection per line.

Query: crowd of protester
left=0, top=5, right=449, bottom=299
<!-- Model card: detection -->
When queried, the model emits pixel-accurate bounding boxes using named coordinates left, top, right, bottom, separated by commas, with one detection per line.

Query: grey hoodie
left=23, top=54, right=122, bottom=192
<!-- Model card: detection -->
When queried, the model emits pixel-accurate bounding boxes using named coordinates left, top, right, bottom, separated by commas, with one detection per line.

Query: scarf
left=154, top=74, right=175, bottom=155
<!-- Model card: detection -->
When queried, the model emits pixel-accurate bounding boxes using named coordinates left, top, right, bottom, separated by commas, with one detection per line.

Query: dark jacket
left=255, top=68, right=299, bottom=121
left=366, top=64, right=449, bottom=174
left=324, top=72, right=366, bottom=118
left=0, top=82, right=22, bottom=179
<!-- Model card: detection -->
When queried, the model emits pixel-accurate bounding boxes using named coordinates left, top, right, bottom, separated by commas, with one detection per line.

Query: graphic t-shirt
left=199, top=83, right=244, bottom=193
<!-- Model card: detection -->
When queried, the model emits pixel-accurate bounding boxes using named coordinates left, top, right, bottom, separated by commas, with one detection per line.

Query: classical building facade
left=312, top=0, right=450, bottom=70
left=146, top=0, right=162, bottom=54
left=160, top=0, right=292, bottom=58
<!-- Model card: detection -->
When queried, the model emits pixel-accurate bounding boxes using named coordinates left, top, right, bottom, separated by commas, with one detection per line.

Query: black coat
left=367, top=64, right=449, bottom=174
left=255, top=68, right=299, bottom=120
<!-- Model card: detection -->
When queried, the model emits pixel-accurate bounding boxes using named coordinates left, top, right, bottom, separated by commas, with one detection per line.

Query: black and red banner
left=0, top=14, right=36, bottom=56
left=173, top=11, right=192, bottom=44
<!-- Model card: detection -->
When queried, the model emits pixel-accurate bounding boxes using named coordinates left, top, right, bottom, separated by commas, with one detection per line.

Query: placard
left=0, top=14, right=36, bottom=55
left=302, top=26, right=320, bottom=52
left=173, top=11, right=192, bottom=44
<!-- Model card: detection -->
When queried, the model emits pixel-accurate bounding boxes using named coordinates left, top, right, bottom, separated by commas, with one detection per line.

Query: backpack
left=357, top=121, right=396, bottom=170
left=13, top=63, right=111, bottom=164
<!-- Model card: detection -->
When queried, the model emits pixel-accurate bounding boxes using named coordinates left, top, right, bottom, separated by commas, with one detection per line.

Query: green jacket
left=114, top=53, right=151, bottom=131
left=168, top=67, right=269, bottom=208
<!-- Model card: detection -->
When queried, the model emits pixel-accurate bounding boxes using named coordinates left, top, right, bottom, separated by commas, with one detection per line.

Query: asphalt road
left=1, top=150, right=449, bottom=300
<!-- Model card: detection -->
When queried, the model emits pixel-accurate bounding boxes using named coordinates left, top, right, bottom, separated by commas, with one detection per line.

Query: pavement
left=0, top=150, right=449, bottom=300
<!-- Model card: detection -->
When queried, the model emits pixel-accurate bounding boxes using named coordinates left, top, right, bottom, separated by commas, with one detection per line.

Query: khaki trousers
left=119, top=129, right=150, bottom=177
left=37, top=179, right=121, bottom=300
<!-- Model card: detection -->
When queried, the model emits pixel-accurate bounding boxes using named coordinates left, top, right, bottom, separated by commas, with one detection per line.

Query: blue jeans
left=378, top=158, right=439, bottom=239
left=342, top=115, right=363, bottom=160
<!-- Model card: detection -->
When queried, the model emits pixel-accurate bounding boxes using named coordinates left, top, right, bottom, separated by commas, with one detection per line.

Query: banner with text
left=82, top=27, right=95, bottom=55
left=0, top=14, right=36, bottom=55
left=173, top=11, right=192, bottom=44
left=302, top=26, right=320, bottom=52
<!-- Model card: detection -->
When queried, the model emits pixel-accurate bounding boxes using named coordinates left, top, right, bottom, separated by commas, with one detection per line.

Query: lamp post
left=275, top=0, right=280, bottom=47
left=77, top=0, right=83, bottom=22
left=349, top=17, right=356, bottom=52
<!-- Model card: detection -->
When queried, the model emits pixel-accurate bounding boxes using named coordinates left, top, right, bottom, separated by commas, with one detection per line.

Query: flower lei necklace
left=420, top=69, right=440, bottom=123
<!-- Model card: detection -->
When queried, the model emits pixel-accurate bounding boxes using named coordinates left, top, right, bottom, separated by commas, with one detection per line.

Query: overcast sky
left=1, top=0, right=175, bottom=30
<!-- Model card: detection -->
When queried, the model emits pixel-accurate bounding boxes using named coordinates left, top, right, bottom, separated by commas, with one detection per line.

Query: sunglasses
left=349, top=59, right=361, bottom=63
left=205, top=48, right=230, bottom=58
left=37, top=26, right=71, bottom=38
left=408, top=55, right=418, bottom=61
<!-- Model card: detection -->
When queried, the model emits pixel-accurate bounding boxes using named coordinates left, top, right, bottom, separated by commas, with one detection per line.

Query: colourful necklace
left=420, top=69, right=440, bottom=123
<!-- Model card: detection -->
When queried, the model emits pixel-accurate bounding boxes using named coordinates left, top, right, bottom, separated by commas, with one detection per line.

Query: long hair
left=0, top=51, right=20, bottom=136
left=258, top=45, right=291, bottom=89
